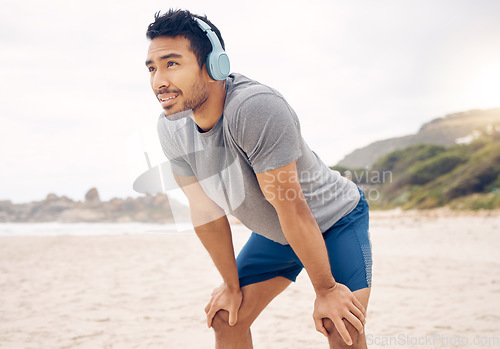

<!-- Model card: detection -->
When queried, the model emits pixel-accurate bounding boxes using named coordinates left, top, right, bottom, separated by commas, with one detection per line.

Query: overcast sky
left=1, top=0, right=500, bottom=203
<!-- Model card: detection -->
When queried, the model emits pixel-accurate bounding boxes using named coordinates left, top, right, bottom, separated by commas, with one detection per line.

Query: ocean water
left=0, top=222, right=195, bottom=237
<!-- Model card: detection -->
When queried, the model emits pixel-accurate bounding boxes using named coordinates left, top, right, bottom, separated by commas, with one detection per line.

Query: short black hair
left=146, top=9, right=225, bottom=69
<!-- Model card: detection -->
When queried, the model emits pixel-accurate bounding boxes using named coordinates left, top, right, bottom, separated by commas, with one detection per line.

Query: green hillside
left=337, top=107, right=500, bottom=169
left=332, top=124, right=500, bottom=210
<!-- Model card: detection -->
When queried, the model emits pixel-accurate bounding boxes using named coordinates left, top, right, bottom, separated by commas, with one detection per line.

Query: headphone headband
left=193, top=17, right=230, bottom=81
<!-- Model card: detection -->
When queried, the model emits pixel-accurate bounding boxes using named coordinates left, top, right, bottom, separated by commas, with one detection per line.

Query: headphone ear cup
left=193, top=17, right=230, bottom=81
left=207, top=49, right=230, bottom=81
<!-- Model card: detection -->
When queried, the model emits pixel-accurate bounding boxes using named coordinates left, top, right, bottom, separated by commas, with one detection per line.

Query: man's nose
left=152, top=70, right=170, bottom=92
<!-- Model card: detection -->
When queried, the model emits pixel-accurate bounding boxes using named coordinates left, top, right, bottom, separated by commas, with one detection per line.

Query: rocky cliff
left=0, top=188, right=189, bottom=223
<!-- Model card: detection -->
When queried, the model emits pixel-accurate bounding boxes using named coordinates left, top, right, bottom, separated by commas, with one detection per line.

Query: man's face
left=146, top=36, right=209, bottom=116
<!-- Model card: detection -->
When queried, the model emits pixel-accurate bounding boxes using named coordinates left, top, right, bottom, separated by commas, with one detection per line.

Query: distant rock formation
left=0, top=188, right=190, bottom=223
left=84, top=188, right=100, bottom=203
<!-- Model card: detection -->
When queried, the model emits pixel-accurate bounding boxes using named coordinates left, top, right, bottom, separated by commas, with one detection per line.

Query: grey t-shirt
left=157, top=73, right=360, bottom=245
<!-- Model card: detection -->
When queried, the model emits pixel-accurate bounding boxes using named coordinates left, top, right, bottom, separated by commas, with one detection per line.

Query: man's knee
left=323, top=317, right=336, bottom=334
left=323, top=318, right=366, bottom=348
left=211, top=310, right=250, bottom=335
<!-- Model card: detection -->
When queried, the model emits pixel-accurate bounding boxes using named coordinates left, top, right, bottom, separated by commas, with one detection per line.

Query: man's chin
left=163, top=109, right=193, bottom=121
left=163, top=105, right=180, bottom=115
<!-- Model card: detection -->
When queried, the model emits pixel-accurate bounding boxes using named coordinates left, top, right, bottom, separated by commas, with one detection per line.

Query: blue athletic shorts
left=236, top=188, right=372, bottom=292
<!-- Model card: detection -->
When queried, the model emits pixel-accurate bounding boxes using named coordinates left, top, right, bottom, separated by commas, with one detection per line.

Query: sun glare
left=466, top=65, right=500, bottom=109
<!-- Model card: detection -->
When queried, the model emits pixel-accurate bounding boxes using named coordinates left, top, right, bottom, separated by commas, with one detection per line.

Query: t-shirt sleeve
left=157, top=120, right=195, bottom=177
left=232, top=93, right=302, bottom=173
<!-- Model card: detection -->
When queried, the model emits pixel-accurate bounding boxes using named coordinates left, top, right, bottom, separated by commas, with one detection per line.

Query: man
left=145, top=9, right=372, bottom=348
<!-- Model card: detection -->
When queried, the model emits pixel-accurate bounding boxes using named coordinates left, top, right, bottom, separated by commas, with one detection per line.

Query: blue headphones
left=193, top=17, right=230, bottom=81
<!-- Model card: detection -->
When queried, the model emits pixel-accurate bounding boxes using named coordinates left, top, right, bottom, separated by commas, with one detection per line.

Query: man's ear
left=202, top=63, right=216, bottom=83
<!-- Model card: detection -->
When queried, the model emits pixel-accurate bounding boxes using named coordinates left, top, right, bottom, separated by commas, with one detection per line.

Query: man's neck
left=192, top=81, right=226, bottom=132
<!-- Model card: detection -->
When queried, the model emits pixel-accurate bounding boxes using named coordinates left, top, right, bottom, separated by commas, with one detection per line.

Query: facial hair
left=163, top=79, right=209, bottom=116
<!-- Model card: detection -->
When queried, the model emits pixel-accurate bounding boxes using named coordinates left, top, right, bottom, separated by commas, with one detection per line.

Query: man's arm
left=173, top=174, right=242, bottom=327
left=255, top=161, right=366, bottom=346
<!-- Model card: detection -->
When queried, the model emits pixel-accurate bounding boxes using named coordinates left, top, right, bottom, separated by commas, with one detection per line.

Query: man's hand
left=313, top=283, right=367, bottom=346
left=204, top=283, right=243, bottom=328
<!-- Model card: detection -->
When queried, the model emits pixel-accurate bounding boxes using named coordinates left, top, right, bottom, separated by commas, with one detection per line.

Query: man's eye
left=148, top=66, right=155, bottom=72
left=167, top=61, right=178, bottom=67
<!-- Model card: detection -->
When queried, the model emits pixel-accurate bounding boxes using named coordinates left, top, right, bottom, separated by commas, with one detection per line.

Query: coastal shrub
left=372, top=144, right=446, bottom=173
left=362, top=134, right=500, bottom=209
left=449, top=193, right=500, bottom=210
left=444, top=142, right=500, bottom=199
left=407, top=152, right=467, bottom=185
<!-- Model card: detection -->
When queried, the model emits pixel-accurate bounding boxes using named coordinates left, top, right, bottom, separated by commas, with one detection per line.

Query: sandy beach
left=1, top=212, right=499, bottom=349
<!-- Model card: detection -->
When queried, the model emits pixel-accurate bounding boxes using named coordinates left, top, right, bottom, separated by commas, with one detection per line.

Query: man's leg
left=323, top=287, right=371, bottom=349
left=210, top=276, right=292, bottom=349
